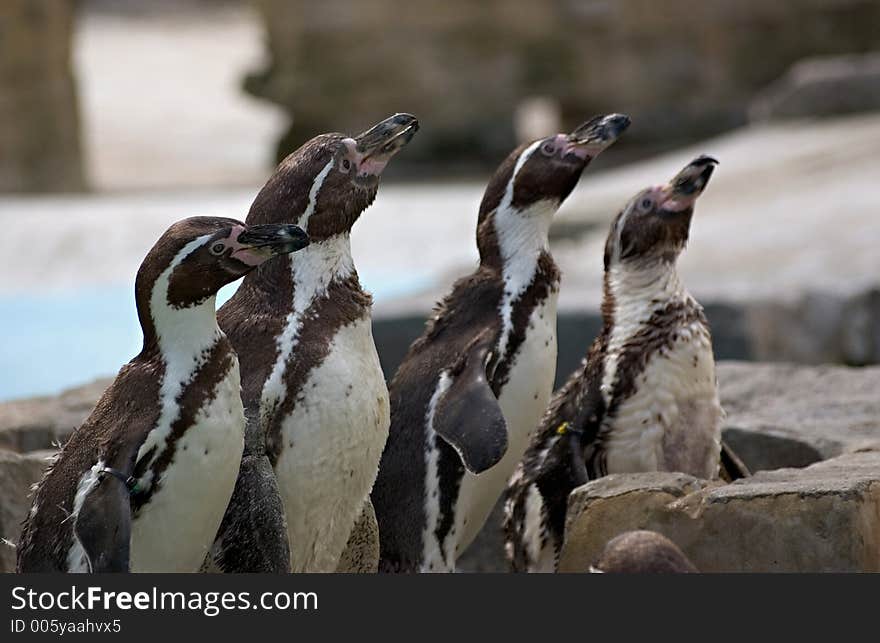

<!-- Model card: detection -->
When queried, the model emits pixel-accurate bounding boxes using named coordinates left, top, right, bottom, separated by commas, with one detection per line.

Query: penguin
left=503, top=155, right=748, bottom=573
left=372, top=113, right=631, bottom=573
left=16, top=217, right=309, bottom=572
left=591, top=531, right=698, bottom=573
left=210, top=113, right=419, bottom=573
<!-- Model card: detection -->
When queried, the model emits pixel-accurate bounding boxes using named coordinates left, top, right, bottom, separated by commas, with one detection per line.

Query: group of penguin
left=16, top=110, right=748, bottom=574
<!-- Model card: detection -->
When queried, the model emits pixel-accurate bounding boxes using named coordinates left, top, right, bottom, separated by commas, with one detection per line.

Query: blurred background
left=1, top=0, right=879, bottom=401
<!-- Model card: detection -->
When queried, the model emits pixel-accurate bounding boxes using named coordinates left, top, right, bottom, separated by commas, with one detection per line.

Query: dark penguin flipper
left=210, top=454, right=291, bottom=573
left=74, top=476, right=131, bottom=573
left=433, top=335, right=508, bottom=474
left=719, top=439, right=751, bottom=482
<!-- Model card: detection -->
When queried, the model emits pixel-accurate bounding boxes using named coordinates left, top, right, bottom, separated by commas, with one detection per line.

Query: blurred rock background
left=1, top=0, right=878, bottom=423
left=1, top=0, right=879, bottom=572
left=248, top=0, right=880, bottom=170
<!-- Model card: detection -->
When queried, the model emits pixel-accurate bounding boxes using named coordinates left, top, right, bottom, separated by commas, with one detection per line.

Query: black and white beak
left=567, top=113, right=631, bottom=152
left=355, top=113, right=420, bottom=163
left=236, top=223, right=310, bottom=256
left=659, top=155, right=718, bottom=211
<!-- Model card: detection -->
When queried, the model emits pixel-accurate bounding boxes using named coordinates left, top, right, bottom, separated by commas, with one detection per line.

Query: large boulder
left=559, top=452, right=880, bottom=573
left=0, top=0, right=85, bottom=191
left=0, top=378, right=109, bottom=453
left=0, top=449, right=55, bottom=573
left=718, top=362, right=880, bottom=472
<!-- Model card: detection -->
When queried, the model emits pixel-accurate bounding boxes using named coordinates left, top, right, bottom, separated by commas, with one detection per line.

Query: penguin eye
left=340, top=158, right=352, bottom=172
left=639, top=198, right=654, bottom=211
left=541, top=142, right=556, bottom=156
left=210, top=242, right=226, bottom=256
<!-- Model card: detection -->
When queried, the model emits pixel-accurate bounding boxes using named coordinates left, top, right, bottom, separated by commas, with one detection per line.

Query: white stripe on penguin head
left=296, top=159, right=335, bottom=231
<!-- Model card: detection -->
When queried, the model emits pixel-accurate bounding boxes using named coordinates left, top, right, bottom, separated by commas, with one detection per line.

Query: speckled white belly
left=273, top=317, right=390, bottom=573
left=603, top=327, right=722, bottom=479
left=454, top=293, right=558, bottom=558
left=130, top=361, right=245, bottom=573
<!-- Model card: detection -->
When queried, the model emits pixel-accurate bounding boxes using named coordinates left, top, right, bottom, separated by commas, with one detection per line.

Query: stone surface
left=593, top=530, right=698, bottom=573
left=0, top=449, right=55, bottom=573
left=0, top=378, right=109, bottom=452
left=456, top=362, right=880, bottom=572
left=718, top=362, right=880, bottom=471
left=750, top=53, right=880, bottom=122
left=335, top=498, right=380, bottom=574
left=250, top=0, right=880, bottom=168
left=0, top=0, right=85, bottom=191
left=2, top=361, right=878, bottom=572
left=559, top=452, right=880, bottom=573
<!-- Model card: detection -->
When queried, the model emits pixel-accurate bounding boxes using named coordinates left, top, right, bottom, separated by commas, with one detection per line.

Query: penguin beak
left=235, top=224, right=310, bottom=258
left=659, top=155, right=718, bottom=212
left=566, top=113, right=631, bottom=156
left=351, top=113, right=420, bottom=178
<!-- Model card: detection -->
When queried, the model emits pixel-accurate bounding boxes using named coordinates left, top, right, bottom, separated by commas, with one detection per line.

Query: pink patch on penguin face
left=226, top=225, right=273, bottom=267
left=357, top=155, right=391, bottom=177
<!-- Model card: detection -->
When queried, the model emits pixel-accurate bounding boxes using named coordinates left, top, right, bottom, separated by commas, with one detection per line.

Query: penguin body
left=504, top=156, right=734, bottom=572
left=212, top=114, right=419, bottom=572
left=373, top=115, right=630, bottom=572
left=17, top=218, right=308, bottom=572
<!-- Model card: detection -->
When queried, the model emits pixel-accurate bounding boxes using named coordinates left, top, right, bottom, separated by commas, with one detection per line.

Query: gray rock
left=593, top=530, right=698, bottom=573
left=718, top=362, right=880, bottom=471
left=560, top=452, right=880, bottom=573
left=750, top=53, right=880, bottom=122
left=335, top=498, right=379, bottom=573
left=841, top=289, right=880, bottom=366
left=0, top=449, right=55, bottom=573
left=743, top=289, right=880, bottom=366
left=0, top=378, right=109, bottom=453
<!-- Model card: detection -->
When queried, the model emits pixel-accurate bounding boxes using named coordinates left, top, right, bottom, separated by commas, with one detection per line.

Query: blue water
left=0, top=272, right=429, bottom=402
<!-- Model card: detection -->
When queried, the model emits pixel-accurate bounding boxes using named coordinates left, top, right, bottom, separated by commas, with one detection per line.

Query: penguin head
left=136, top=217, right=309, bottom=313
left=477, top=114, right=629, bottom=262
left=604, top=155, right=718, bottom=270
left=247, top=114, right=419, bottom=241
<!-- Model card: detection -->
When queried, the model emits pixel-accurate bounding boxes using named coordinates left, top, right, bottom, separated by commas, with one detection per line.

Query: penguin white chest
left=603, top=323, right=722, bottom=478
left=455, top=291, right=559, bottom=555
left=273, top=316, right=390, bottom=572
left=129, top=361, right=245, bottom=573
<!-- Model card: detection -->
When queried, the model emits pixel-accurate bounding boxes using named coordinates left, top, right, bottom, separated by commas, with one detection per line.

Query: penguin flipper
left=719, top=439, right=750, bottom=482
left=74, top=476, right=131, bottom=573
left=433, top=335, right=508, bottom=474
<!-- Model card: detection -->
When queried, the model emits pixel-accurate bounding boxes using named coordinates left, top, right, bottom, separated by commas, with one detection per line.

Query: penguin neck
left=602, top=259, right=685, bottom=330
left=137, top=236, right=223, bottom=360
left=480, top=200, right=554, bottom=279
left=482, top=200, right=557, bottom=377
left=133, top=277, right=223, bottom=491
left=288, top=232, right=356, bottom=314
left=144, top=291, right=221, bottom=364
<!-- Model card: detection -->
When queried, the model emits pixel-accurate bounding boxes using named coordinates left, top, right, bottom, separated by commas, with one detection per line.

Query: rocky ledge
left=560, top=452, right=880, bottom=573
left=1, top=361, right=878, bottom=573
